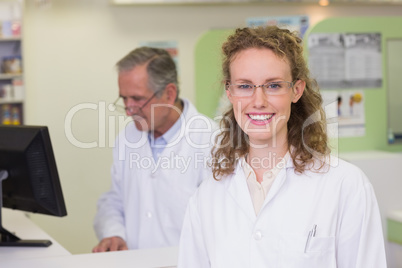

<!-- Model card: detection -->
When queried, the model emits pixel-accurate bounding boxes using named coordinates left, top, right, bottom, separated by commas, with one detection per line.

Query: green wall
left=194, top=17, right=402, bottom=153
left=195, top=29, right=232, bottom=119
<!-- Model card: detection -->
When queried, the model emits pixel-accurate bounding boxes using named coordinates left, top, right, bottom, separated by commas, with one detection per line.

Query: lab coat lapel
left=226, top=161, right=257, bottom=222
left=261, top=157, right=294, bottom=210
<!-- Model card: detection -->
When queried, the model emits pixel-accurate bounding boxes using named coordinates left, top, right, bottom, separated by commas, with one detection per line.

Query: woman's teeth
left=248, top=114, right=274, bottom=121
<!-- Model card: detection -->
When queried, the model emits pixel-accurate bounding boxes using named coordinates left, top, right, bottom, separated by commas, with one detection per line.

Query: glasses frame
left=112, top=89, right=164, bottom=115
left=226, top=80, right=297, bottom=97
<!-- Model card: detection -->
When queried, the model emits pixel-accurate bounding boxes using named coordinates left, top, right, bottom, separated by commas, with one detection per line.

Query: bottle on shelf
left=11, top=105, right=20, bottom=125
left=1, top=104, right=11, bottom=125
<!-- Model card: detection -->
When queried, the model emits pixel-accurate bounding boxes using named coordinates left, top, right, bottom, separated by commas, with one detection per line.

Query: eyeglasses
left=112, top=89, right=163, bottom=115
left=226, top=81, right=295, bottom=97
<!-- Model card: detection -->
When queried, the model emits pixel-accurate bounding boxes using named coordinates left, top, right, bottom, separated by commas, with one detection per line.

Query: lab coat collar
left=226, top=155, right=295, bottom=221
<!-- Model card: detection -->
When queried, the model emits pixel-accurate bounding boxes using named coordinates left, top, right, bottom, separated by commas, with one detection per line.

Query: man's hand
left=92, top=236, right=128, bottom=253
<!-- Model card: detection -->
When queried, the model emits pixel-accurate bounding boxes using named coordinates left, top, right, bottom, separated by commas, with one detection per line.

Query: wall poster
left=246, top=15, right=309, bottom=38
left=308, top=33, right=382, bottom=89
left=321, top=90, right=366, bottom=138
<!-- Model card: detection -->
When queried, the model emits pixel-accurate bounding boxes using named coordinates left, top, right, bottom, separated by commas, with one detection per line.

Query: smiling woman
left=212, top=26, right=327, bottom=178
left=178, top=26, right=387, bottom=268
left=225, top=48, right=304, bottom=161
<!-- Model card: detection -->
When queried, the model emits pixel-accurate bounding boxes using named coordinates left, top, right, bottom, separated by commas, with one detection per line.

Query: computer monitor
left=0, top=125, right=67, bottom=247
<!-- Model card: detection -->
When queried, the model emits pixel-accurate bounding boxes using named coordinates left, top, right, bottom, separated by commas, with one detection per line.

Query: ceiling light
left=319, top=0, right=330, bottom=6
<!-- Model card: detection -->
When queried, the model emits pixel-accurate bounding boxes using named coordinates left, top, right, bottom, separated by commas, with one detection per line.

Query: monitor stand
left=0, top=170, right=52, bottom=247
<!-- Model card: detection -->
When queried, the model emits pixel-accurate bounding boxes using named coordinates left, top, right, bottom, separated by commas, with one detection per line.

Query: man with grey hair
left=92, top=47, right=217, bottom=252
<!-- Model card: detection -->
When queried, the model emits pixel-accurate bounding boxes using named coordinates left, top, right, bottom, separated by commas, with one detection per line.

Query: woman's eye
left=267, top=83, right=282, bottom=89
left=238, top=84, right=252, bottom=89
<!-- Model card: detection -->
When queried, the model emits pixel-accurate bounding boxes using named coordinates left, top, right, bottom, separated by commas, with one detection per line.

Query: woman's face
left=226, top=48, right=305, bottom=149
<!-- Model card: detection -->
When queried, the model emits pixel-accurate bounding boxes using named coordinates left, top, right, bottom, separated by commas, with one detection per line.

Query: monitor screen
left=0, top=125, right=67, bottom=247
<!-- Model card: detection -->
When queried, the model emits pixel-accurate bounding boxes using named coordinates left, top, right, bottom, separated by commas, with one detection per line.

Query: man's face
left=118, top=64, right=172, bottom=136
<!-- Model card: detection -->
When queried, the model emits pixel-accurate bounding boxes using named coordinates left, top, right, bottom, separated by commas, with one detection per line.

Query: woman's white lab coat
left=178, top=156, right=387, bottom=268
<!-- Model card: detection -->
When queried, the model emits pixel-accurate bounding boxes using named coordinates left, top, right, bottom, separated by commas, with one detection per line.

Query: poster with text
left=246, top=15, right=309, bottom=38
left=308, top=33, right=382, bottom=89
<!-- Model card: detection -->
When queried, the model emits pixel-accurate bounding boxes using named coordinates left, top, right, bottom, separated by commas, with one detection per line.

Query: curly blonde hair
left=212, top=26, right=329, bottom=180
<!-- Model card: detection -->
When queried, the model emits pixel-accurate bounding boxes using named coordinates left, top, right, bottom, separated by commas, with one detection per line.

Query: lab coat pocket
left=279, top=234, right=336, bottom=268
left=306, top=236, right=335, bottom=253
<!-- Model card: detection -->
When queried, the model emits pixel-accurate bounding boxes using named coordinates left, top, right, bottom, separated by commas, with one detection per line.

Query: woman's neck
left=246, top=139, right=288, bottom=183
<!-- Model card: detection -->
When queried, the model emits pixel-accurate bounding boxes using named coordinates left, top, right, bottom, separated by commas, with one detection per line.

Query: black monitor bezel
left=0, top=125, right=67, bottom=247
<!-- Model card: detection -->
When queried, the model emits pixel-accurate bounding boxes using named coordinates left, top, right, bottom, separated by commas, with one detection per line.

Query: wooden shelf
left=0, top=36, right=21, bottom=41
left=0, top=100, right=23, bottom=104
left=0, top=73, right=22, bottom=80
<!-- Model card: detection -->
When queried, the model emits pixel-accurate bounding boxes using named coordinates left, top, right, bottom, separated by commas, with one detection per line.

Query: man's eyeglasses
left=112, top=89, right=163, bottom=114
left=226, top=81, right=295, bottom=97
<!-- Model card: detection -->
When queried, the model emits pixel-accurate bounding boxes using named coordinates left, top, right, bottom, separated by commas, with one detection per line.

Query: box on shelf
left=0, top=83, right=12, bottom=101
left=0, top=80, right=23, bottom=102
left=12, top=78, right=23, bottom=100
left=0, top=20, right=21, bottom=38
left=1, top=55, right=22, bottom=74
left=11, top=20, right=20, bottom=36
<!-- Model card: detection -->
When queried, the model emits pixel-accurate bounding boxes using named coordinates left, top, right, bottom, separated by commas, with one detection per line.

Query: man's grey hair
left=116, top=46, right=179, bottom=100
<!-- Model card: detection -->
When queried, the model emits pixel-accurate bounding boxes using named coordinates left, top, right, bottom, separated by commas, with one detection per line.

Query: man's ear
left=164, top=83, right=178, bottom=104
left=292, top=80, right=305, bottom=103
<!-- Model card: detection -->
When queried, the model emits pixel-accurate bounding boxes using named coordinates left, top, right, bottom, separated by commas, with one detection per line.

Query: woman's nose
left=252, top=86, right=268, bottom=107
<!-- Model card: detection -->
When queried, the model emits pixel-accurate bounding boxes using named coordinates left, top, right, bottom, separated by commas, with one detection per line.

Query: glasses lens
left=228, top=81, right=293, bottom=97
left=229, top=84, right=254, bottom=97
left=263, top=81, right=292, bottom=95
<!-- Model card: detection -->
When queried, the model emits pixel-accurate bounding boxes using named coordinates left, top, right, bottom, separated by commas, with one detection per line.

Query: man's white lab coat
left=178, top=156, right=387, bottom=268
left=94, top=99, right=217, bottom=249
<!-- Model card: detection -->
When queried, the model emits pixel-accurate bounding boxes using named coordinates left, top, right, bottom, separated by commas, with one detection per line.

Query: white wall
left=340, top=151, right=402, bottom=268
left=21, top=0, right=402, bottom=254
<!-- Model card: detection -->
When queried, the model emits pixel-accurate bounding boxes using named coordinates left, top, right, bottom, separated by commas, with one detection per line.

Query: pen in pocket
left=304, top=224, right=317, bottom=253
